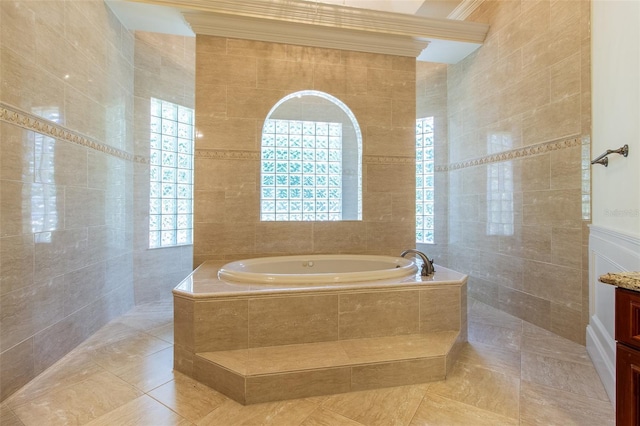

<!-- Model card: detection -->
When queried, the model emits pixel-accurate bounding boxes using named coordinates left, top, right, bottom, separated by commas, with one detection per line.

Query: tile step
left=198, top=331, right=459, bottom=376
left=193, top=331, right=462, bottom=404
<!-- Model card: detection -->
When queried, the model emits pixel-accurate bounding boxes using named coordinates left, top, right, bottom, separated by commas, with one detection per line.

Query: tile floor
left=0, top=298, right=615, bottom=425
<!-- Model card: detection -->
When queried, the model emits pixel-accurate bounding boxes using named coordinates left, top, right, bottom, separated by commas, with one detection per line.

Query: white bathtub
left=217, top=254, right=419, bottom=284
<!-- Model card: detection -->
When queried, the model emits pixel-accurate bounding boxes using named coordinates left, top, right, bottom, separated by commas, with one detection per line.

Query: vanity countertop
left=599, top=272, right=640, bottom=292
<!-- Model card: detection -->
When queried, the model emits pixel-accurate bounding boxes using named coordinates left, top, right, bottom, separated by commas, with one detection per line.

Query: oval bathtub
left=217, top=254, right=419, bottom=284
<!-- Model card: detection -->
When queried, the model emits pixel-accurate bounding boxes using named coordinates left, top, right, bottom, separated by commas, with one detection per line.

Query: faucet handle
left=421, top=257, right=435, bottom=275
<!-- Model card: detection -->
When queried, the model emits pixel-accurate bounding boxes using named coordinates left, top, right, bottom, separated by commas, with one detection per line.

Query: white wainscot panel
left=587, top=225, right=640, bottom=405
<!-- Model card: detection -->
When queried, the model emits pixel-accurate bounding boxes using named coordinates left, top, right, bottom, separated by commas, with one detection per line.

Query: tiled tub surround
left=416, top=62, right=449, bottom=256
left=132, top=32, right=195, bottom=304
left=0, top=1, right=197, bottom=401
left=0, top=106, right=136, bottom=402
left=193, top=36, right=417, bottom=265
left=419, top=0, right=592, bottom=345
left=173, top=261, right=467, bottom=404
left=0, top=0, right=138, bottom=399
left=437, top=135, right=589, bottom=344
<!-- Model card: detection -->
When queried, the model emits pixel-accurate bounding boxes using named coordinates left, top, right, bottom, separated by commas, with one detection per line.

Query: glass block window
left=149, top=98, right=194, bottom=248
left=416, top=117, right=435, bottom=244
left=31, top=106, right=61, bottom=243
left=261, top=119, right=343, bottom=221
left=486, top=132, right=514, bottom=236
left=581, top=137, right=591, bottom=220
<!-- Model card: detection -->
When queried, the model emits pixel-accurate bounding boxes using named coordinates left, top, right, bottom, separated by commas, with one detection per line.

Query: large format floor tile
left=11, top=371, right=142, bottom=426
left=0, top=298, right=615, bottom=425
left=196, top=398, right=318, bottom=425
left=0, top=406, right=23, bottom=426
left=84, top=395, right=191, bottom=426
left=521, top=322, right=593, bottom=364
left=3, top=352, right=105, bottom=409
left=319, top=384, right=428, bottom=426
left=148, top=372, right=227, bottom=423
left=519, top=381, right=615, bottom=426
left=300, top=407, right=363, bottom=426
left=468, top=321, right=522, bottom=351
left=455, top=341, right=521, bottom=377
left=410, top=393, right=518, bottom=426
left=87, top=331, right=172, bottom=372
left=521, top=351, right=610, bottom=401
left=427, top=361, right=520, bottom=420
left=112, top=346, right=176, bottom=392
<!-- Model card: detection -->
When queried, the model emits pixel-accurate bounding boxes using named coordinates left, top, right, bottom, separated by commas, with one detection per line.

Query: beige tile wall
left=416, top=62, right=449, bottom=262
left=0, top=0, right=136, bottom=401
left=174, top=284, right=463, bottom=360
left=193, top=36, right=417, bottom=264
left=420, top=0, right=591, bottom=344
left=132, top=32, right=195, bottom=304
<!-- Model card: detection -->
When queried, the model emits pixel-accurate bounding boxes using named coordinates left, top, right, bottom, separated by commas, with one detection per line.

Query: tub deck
left=173, top=260, right=468, bottom=298
left=174, top=260, right=468, bottom=405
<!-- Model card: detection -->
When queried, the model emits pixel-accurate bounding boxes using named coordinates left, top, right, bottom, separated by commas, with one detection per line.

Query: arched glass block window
left=260, top=91, right=362, bottom=221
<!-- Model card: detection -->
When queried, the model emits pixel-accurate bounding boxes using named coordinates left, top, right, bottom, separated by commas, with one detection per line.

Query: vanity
left=599, top=272, right=640, bottom=425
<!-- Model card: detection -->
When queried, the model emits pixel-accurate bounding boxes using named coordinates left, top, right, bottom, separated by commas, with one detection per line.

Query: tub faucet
left=400, top=249, right=435, bottom=276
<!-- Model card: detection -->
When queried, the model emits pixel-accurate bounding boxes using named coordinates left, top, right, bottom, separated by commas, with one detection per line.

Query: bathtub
left=173, top=257, right=468, bottom=404
left=217, top=254, right=418, bottom=284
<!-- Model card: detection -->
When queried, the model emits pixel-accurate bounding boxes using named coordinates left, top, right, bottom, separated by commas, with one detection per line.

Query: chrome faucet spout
left=400, top=249, right=435, bottom=276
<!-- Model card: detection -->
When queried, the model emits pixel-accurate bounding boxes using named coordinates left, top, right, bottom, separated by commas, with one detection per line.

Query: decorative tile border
left=0, top=102, right=145, bottom=163
left=195, top=137, right=583, bottom=169
left=435, top=136, right=583, bottom=172
left=2, top=103, right=583, bottom=170
left=195, top=150, right=417, bottom=165
left=363, top=155, right=415, bottom=165
left=195, top=149, right=260, bottom=160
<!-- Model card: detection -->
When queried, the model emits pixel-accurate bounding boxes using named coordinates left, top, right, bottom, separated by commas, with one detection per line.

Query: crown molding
left=447, top=0, right=484, bottom=21
left=184, top=11, right=429, bottom=57
left=126, top=0, right=489, bottom=57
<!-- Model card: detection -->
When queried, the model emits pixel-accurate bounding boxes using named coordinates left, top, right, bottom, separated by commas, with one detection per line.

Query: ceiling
left=106, top=0, right=485, bottom=63
left=299, top=0, right=464, bottom=18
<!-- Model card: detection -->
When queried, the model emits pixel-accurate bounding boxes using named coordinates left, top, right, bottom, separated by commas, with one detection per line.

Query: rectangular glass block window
left=416, top=117, right=435, bottom=244
left=261, top=119, right=342, bottom=221
left=581, top=138, right=591, bottom=220
left=486, top=132, right=514, bottom=236
left=149, top=98, right=194, bottom=248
